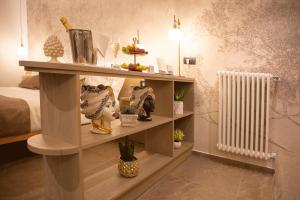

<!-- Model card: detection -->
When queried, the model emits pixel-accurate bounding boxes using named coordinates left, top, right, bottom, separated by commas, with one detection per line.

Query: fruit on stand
left=122, top=44, right=148, bottom=55
left=121, top=63, right=149, bottom=72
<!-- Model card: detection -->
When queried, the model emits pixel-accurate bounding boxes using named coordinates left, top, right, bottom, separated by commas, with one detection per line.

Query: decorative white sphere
left=43, top=35, right=64, bottom=62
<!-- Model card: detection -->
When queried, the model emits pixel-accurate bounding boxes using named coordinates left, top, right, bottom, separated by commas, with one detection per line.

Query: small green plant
left=120, top=105, right=137, bottom=115
left=119, top=137, right=136, bottom=161
left=174, top=89, right=185, bottom=101
left=174, top=129, right=184, bottom=142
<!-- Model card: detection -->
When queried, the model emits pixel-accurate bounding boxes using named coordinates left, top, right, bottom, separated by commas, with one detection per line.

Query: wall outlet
left=183, top=57, right=196, bottom=65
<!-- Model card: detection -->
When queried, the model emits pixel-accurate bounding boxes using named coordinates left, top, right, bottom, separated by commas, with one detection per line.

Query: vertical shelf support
left=144, top=80, right=174, bottom=156
left=39, top=73, right=83, bottom=200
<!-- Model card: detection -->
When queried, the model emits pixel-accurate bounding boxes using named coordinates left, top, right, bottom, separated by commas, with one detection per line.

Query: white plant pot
left=120, top=114, right=138, bottom=127
left=174, top=101, right=184, bottom=115
left=174, top=141, right=182, bottom=149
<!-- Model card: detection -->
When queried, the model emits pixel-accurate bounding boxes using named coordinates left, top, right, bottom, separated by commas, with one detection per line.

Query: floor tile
left=138, top=155, right=273, bottom=200
left=236, top=169, right=273, bottom=200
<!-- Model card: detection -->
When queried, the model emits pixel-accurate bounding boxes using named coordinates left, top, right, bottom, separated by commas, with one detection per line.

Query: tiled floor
left=138, top=155, right=273, bottom=200
left=0, top=143, right=274, bottom=200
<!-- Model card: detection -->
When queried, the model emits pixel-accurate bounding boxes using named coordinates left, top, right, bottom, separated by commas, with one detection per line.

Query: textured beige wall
left=26, top=0, right=177, bottom=67
left=0, top=0, right=28, bottom=86
left=26, top=1, right=300, bottom=198
left=179, top=1, right=300, bottom=199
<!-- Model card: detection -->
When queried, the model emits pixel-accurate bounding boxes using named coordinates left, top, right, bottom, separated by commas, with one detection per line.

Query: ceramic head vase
left=81, top=84, right=116, bottom=134
left=130, top=85, right=155, bottom=121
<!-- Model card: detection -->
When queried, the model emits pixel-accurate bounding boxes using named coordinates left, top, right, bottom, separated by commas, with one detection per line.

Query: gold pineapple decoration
left=43, top=35, right=64, bottom=63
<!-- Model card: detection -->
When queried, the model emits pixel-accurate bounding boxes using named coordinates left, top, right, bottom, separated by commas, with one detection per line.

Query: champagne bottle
left=60, top=16, right=72, bottom=31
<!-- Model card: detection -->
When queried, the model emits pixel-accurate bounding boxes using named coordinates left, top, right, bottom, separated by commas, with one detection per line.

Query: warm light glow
left=18, top=45, right=28, bottom=59
left=168, top=28, right=182, bottom=42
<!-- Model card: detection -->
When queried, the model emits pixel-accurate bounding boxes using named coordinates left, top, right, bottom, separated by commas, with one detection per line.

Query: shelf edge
left=27, top=134, right=79, bottom=156
left=174, top=111, right=194, bottom=120
left=81, top=116, right=173, bottom=149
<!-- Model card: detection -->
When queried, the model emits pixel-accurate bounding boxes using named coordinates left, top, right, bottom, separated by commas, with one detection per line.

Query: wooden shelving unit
left=20, top=60, right=194, bottom=200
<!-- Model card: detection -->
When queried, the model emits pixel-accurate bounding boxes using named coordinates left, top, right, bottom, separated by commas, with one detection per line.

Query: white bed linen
left=0, top=87, right=41, bottom=131
left=0, top=87, right=90, bottom=132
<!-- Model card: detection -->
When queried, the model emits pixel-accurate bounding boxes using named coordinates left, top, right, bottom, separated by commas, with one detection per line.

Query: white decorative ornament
left=43, top=35, right=64, bottom=63
left=174, top=141, right=182, bottom=149
left=174, top=101, right=183, bottom=114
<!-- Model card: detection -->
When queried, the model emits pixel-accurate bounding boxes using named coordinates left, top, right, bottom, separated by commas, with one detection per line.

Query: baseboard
left=192, top=150, right=275, bottom=174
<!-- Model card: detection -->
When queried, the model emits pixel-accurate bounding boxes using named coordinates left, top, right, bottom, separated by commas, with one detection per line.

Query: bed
left=0, top=87, right=40, bottom=144
left=0, top=87, right=91, bottom=144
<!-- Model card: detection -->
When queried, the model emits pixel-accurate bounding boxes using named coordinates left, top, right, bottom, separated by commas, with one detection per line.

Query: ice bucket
left=68, top=29, right=97, bottom=64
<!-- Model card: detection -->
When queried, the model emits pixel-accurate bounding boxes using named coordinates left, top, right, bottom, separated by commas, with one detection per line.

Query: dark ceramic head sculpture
left=129, top=83, right=155, bottom=121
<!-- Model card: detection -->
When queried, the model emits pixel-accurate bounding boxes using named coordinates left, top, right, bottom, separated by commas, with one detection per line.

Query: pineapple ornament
left=43, top=35, right=64, bottom=63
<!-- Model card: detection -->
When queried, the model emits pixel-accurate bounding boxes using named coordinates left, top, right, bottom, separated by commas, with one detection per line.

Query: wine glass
left=111, top=38, right=120, bottom=68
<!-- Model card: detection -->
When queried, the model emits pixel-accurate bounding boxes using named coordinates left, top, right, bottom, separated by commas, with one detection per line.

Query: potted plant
left=118, top=137, right=139, bottom=177
left=174, top=129, right=184, bottom=149
left=174, top=89, right=185, bottom=114
left=119, top=105, right=138, bottom=127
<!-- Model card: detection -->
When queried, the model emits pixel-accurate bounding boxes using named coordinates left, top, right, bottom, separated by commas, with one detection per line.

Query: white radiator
left=217, top=71, right=276, bottom=160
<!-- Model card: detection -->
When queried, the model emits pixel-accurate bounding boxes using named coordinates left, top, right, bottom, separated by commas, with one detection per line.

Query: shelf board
left=20, top=60, right=194, bottom=82
left=81, top=115, right=173, bottom=149
left=27, top=134, right=79, bottom=155
left=174, top=141, right=194, bottom=156
left=84, top=142, right=193, bottom=200
left=174, top=111, right=194, bottom=120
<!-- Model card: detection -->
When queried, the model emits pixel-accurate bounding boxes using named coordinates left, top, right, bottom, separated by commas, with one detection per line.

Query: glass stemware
left=111, top=39, right=120, bottom=67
